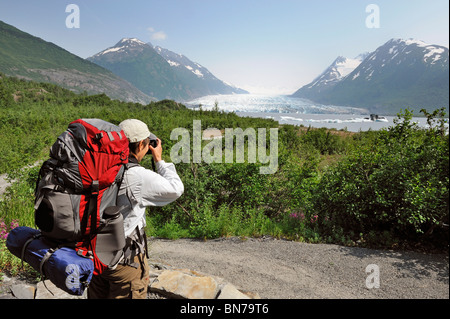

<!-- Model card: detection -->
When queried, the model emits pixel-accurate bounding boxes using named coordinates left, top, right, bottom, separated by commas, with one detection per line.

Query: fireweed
left=0, top=218, right=18, bottom=240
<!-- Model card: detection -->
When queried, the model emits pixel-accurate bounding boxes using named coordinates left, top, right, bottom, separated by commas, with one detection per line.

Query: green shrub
left=300, top=127, right=349, bottom=155
left=313, top=108, right=449, bottom=249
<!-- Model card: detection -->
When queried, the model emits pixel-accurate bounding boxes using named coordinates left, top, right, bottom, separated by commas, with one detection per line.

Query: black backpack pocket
left=35, top=189, right=80, bottom=242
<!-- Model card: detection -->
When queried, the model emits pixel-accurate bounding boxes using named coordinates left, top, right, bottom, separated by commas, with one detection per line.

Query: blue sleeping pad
left=6, top=226, right=94, bottom=296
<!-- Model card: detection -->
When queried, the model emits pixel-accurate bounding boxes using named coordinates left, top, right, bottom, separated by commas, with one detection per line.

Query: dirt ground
left=148, top=236, right=449, bottom=299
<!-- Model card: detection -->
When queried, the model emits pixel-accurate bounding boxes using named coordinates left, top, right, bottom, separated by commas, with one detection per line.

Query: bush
left=313, top=109, right=449, bottom=249
left=300, top=127, right=349, bottom=155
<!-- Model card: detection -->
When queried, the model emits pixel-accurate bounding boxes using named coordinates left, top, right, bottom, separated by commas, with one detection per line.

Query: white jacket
left=117, top=160, right=184, bottom=237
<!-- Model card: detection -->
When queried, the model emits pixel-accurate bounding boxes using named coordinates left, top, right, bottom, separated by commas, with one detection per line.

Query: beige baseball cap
left=119, top=119, right=151, bottom=143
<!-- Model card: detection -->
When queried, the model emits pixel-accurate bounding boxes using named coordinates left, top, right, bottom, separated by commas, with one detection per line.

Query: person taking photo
left=88, top=119, right=184, bottom=299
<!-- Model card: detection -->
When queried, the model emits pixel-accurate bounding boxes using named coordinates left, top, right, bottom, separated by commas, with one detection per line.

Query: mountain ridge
left=0, top=20, right=151, bottom=104
left=292, top=38, right=449, bottom=115
left=88, top=38, right=186, bottom=101
left=88, top=38, right=248, bottom=101
left=154, top=44, right=248, bottom=97
left=293, top=53, right=369, bottom=99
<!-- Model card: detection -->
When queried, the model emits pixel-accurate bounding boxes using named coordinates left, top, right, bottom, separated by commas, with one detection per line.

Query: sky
left=0, top=0, right=448, bottom=95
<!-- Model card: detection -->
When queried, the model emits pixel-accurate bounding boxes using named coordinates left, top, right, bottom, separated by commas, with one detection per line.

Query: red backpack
left=34, top=119, right=129, bottom=275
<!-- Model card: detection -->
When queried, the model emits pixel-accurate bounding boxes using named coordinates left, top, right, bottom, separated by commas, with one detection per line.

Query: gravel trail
left=148, top=237, right=449, bottom=299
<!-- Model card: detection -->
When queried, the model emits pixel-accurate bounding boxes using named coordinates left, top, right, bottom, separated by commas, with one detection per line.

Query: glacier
left=185, top=94, right=368, bottom=114
left=185, top=94, right=448, bottom=132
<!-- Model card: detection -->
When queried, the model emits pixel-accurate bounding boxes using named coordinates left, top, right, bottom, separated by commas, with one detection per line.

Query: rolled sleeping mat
left=6, top=226, right=94, bottom=296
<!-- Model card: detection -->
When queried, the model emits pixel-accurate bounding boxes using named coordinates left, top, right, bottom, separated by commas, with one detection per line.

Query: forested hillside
left=0, top=20, right=151, bottom=104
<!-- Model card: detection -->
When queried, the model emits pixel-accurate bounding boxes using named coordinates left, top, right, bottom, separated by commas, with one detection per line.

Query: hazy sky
left=0, top=0, right=448, bottom=95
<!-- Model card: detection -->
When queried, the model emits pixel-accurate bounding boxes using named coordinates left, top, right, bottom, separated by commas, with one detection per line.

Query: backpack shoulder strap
left=126, top=156, right=156, bottom=172
left=125, top=156, right=141, bottom=170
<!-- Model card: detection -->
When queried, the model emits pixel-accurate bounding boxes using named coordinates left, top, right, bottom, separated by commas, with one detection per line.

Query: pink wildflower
left=0, top=218, right=19, bottom=240
left=290, top=212, right=305, bottom=221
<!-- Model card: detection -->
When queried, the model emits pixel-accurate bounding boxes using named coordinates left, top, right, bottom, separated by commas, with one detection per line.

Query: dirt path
left=0, top=173, right=12, bottom=198
left=148, top=237, right=449, bottom=299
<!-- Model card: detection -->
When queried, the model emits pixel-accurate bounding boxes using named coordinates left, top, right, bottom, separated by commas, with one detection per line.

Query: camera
left=147, top=133, right=158, bottom=154
left=147, top=133, right=159, bottom=171
left=149, top=138, right=158, bottom=148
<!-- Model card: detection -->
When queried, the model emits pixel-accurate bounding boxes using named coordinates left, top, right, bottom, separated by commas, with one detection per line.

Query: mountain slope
left=292, top=53, right=368, bottom=100
left=0, top=20, right=151, bottom=104
left=88, top=38, right=248, bottom=101
left=88, top=38, right=188, bottom=101
left=154, top=45, right=248, bottom=97
left=292, top=39, right=449, bottom=115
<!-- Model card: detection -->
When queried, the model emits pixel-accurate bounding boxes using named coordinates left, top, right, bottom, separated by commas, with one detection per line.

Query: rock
left=35, top=280, right=86, bottom=299
left=217, top=283, right=251, bottom=299
left=148, top=265, right=260, bottom=299
left=10, top=284, right=35, bottom=299
left=150, top=270, right=219, bottom=299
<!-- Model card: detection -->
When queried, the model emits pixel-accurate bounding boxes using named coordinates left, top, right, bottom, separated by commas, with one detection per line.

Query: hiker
left=88, top=119, right=184, bottom=299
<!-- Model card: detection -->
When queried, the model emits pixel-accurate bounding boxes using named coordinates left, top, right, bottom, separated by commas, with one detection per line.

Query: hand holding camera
left=147, top=133, right=162, bottom=163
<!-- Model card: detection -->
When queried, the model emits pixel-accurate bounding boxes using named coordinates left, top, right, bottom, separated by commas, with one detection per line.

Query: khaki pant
left=88, top=254, right=149, bottom=299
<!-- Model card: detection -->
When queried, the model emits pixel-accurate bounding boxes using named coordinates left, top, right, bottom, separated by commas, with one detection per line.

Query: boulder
left=10, top=284, right=35, bottom=299
left=151, top=270, right=219, bottom=299
left=149, top=264, right=260, bottom=299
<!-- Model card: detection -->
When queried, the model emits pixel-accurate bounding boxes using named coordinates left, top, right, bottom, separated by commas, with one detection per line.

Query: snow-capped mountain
left=154, top=45, right=248, bottom=97
left=295, top=53, right=369, bottom=95
left=88, top=38, right=247, bottom=101
left=348, top=38, right=448, bottom=83
left=91, top=38, right=148, bottom=57
left=88, top=38, right=190, bottom=101
left=292, top=38, right=449, bottom=115
left=154, top=46, right=209, bottom=79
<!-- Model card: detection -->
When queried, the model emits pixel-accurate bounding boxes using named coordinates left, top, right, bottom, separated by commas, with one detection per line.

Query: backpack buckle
left=91, top=180, right=99, bottom=193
